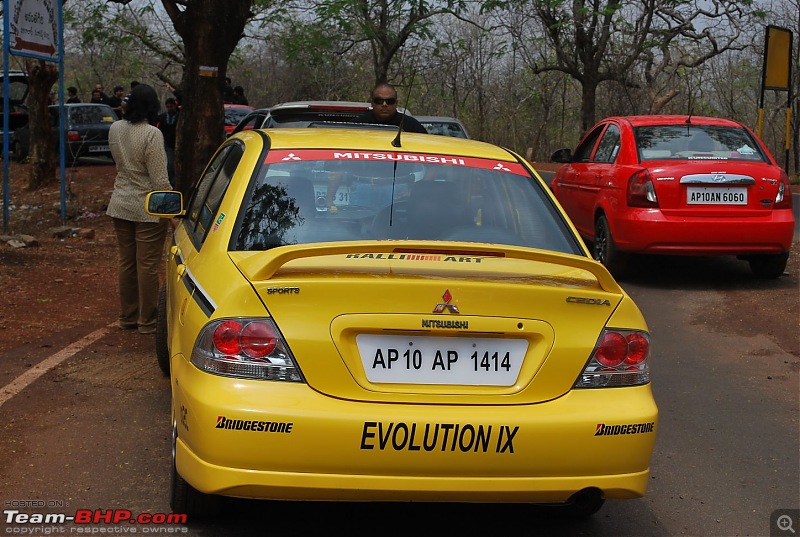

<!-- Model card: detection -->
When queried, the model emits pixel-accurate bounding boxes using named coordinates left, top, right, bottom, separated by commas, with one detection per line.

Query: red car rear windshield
left=634, top=125, right=768, bottom=163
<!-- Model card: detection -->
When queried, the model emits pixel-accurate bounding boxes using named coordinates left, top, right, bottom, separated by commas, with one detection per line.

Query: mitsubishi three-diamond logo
left=433, top=289, right=460, bottom=313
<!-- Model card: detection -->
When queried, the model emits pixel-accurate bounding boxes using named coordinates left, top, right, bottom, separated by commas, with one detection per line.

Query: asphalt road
left=0, top=254, right=797, bottom=535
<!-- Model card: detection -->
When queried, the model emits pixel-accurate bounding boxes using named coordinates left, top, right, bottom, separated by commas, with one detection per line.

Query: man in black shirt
left=353, top=83, right=427, bottom=134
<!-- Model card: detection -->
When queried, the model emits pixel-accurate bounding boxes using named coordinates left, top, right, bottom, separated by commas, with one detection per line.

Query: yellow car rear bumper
left=172, top=356, right=657, bottom=503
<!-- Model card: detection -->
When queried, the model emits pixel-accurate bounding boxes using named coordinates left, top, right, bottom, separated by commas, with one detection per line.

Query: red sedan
left=550, top=115, right=794, bottom=279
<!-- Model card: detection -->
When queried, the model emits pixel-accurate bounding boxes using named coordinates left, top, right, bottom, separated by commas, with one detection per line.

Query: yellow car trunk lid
left=232, top=243, right=623, bottom=404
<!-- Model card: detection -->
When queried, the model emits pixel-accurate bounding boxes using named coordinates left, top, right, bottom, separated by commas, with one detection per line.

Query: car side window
left=185, top=143, right=244, bottom=248
left=573, top=124, right=605, bottom=162
left=593, top=124, right=621, bottom=163
left=234, top=113, right=266, bottom=133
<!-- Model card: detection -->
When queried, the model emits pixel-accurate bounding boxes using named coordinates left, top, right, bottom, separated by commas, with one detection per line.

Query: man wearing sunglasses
left=354, top=83, right=428, bottom=134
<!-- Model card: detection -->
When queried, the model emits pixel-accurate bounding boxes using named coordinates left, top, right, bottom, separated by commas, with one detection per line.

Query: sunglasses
left=372, top=97, right=397, bottom=105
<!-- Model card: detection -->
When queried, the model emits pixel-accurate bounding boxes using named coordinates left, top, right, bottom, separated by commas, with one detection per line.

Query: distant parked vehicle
left=224, top=103, right=254, bottom=138
left=231, top=101, right=416, bottom=135
left=0, top=70, right=30, bottom=130
left=416, top=116, right=470, bottom=138
left=12, top=103, right=116, bottom=163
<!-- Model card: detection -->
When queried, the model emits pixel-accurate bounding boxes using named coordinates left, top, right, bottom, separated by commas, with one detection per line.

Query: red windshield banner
left=264, top=149, right=528, bottom=175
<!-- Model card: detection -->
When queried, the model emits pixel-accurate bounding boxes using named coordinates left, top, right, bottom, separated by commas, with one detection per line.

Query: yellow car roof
left=232, top=127, right=517, bottom=162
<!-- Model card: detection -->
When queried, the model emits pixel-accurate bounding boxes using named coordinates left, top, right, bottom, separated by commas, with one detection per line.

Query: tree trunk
left=580, top=80, right=598, bottom=133
left=168, top=0, right=253, bottom=193
left=24, top=59, right=59, bottom=190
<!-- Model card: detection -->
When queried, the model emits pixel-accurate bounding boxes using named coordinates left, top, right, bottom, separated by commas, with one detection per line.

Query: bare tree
left=312, top=0, right=465, bottom=85
left=497, top=0, right=758, bottom=132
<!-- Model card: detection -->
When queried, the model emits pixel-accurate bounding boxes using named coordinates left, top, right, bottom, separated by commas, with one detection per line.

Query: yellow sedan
left=147, top=127, right=658, bottom=519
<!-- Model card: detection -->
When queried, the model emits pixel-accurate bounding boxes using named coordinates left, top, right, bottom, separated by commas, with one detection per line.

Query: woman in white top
left=107, top=84, right=173, bottom=334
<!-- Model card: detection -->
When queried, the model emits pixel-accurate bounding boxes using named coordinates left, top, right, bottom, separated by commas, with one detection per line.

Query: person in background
left=66, top=86, right=80, bottom=103
left=164, top=81, right=183, bottom=108
left=157, top=97, right=179, bottom=186
left=106, top=83, right=173, bottom=335
left=121, top=80, right=140, bottom=113
left=108, top=85, right=125, bottom=119
left=353, top=82, right=427, bottom=134
left=223, top=77, right=234, bottom=103
left=93, top=83, right=110, bottom=104
left=90, top=89, right=104, bottom=103
left=232, top=85, right=248, bottom=105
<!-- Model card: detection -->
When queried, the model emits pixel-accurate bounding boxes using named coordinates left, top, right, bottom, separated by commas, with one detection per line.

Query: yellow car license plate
left=356, top=334, right=528, bottom=386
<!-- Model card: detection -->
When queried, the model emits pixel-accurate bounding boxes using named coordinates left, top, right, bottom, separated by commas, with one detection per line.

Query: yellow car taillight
left=574, top=329, right=651, bottom=388
left=191, top=318, right=303, bottom=382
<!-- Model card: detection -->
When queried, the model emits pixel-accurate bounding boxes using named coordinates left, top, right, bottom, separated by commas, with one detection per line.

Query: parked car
left=13, top=103, right=116, bottom=163
left=146, top=127, right=657, bottom=519
left=0, top=70, right=30, bottom=132
left=223, top=103, right=254, bottom=137
left=416, top=115, right=470, bottom=138
left=550, top=115, right=794, bottom=279
left=231, top=100, right=413, bottom=134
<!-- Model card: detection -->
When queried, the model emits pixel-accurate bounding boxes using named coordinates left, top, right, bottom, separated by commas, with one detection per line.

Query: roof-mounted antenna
left=391, top=70, right=417, bottom=148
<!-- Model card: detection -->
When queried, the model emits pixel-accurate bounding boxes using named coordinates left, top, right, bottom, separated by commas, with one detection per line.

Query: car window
left=68, top=106, right=116, bottom=125
left=573, top=124, right=605, bottom=162
left=232, top=112, right=268, bottom=134
left=265, top=107, right=369, bottom=128
left=225, top=107, right=253, bottom=127
left=634, top=125, right=767, bottom=162
left=593, top=124, right=620, bottom=163
left=232, top=149, right=582, bottom=255
left=186, top=143, right=243, bottom=247
left=420, top=121, right=469, bottom=138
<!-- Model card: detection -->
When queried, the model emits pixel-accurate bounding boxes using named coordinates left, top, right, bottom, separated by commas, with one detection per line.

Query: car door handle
left=176, top=264, right=187, bottom=281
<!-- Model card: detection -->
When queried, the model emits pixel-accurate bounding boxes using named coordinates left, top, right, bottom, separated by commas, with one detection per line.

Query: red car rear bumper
left=611, top=209, right=794, bottom=255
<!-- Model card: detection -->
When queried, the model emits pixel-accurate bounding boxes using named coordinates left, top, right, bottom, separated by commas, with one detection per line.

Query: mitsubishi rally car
left=146, top=127, right=658, bottom=518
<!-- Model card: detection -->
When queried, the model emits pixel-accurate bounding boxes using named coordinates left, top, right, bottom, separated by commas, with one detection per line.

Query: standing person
left=353, top=82, right=427, bottom=134
left=93, top=83, right=110, bottom=104
left=106, top=84, right=173, bottom=335
left=66, top=86, right=80, bottom=103
left=108, top=85, right=126, bottom=119
left=164, top=81, right=183, bottom=108
left=157, top=97, right=179, bottom=186
left=223, top=77, right=234, bottom=103
left=232, top=85, right=248, bottom=105
left=121, top=80, right=140, bottom=113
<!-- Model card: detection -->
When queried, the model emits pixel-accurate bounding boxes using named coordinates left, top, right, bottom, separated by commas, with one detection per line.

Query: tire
left=155, top=285, right=169, bottom=376
left=748, top=252, right=789, bottom=279
left=592, top=214, right=631, bottom=279
left=170, top=423, right=221, bottom=519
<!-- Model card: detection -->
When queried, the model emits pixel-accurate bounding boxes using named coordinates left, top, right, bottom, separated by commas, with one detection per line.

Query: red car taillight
left=627, top=169, right=658, bottom=208
left=774, top=170, right=793, bottom=210
left=574, top=329, right=651, bottom=388
left=66, top=130, right=80, bottom=142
